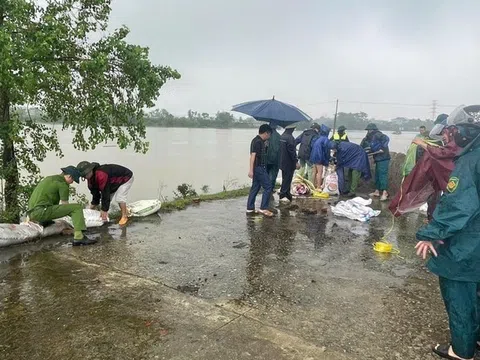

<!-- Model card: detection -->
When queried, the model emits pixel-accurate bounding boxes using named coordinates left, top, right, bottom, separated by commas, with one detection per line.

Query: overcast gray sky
left=108, top=0, right=480, bottom=120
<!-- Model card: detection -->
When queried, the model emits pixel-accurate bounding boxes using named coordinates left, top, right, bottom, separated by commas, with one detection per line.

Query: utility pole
left=431, top=100, right=437, bottom=121
left=332, top=99, right=339, bottom=132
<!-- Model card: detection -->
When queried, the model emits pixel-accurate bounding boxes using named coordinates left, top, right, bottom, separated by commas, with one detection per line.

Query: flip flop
left=432, top=344, right=464, bottom=360
left=258, top=209, right=274, bottom=217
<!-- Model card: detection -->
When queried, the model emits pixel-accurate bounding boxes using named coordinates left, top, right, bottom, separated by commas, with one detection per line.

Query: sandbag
left=60, top=209, right=106, bottom=228
left=0, top=221, right=69, bottom=247
left=0, top=199, right=162, bottom=248
left=0, top=222, right=43, bottom=247
left=127, top=199, right=162, bottom=217
left=331, top=197, right=381, bottom=222
left=322, top=165, right=339, bottom=195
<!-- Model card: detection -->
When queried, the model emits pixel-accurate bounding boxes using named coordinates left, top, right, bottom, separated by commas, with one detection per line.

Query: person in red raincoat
left=389, top=123, right=462, bottom=219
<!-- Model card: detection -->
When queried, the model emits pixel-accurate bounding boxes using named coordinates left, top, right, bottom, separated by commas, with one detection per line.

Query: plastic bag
left=331, top=197, right=381, bottom=222
left=403, top=143, right=417, bottom=177
left=322, top=165, right=339, bottom=195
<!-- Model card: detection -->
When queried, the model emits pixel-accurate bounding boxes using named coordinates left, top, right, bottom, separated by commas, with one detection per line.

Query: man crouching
left=27, top=166, right=97, bottom=246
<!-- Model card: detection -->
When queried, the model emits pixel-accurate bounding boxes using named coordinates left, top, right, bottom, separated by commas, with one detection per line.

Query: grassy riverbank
left=160, top=187, right=251, bottom=212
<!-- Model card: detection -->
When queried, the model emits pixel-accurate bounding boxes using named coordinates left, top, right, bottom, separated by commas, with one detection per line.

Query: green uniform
left=347, top=169, right=361, bottom=193
left=416, top=137, right=480, bottom=359
left=375, top=160, right=390, bottom=191
left=28, top=175, right=86, bottom=233
left=298, top=159, right=313, bottom=181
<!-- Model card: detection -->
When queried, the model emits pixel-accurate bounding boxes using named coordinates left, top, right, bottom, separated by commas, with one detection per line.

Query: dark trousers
left=439, top=277, right=480, bottom=359
left=279, top=168, right=294, bottom=198
left=247, top=166, right=273, bottom=210
left=267, top=164, right=279, bottom=190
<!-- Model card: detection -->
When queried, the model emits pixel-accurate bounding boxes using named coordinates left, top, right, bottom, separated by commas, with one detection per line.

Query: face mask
left=453, top=124, right=480, bottom=148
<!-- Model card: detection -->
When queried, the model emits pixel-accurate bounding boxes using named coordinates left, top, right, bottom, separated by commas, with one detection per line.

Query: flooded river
left=37, top=127, right=418, bottom=200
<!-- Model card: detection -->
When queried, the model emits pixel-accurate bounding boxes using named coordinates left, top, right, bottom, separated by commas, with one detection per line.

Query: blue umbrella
left=231, top=96, right=312, bottom=126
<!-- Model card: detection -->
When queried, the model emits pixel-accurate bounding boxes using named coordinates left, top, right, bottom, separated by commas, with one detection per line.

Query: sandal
left=432, top=344, right=466, bottom=360
left=258, top=209, right=274, bottom=217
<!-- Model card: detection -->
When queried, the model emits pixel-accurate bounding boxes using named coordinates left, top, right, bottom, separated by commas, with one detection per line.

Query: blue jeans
left=247, top=166, right=273, bottom=210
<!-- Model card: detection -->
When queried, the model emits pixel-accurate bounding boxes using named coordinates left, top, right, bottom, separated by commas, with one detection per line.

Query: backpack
left=298, top=130, right=318, bottom=161
left=266, top=130, right=281, bottom=165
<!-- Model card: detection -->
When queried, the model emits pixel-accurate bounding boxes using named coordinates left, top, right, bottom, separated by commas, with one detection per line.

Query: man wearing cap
left=330, top=125, right=349, bottom=142
left=27, top=166, right=96, bottom=246
left=361, top=123, right=391, bottom=201
left=77, top=161, right=134, bottom=226
left=415, top=105, right=480, bottom=360
left=279, top=124, right=300, bottom=202
left=295, top=123, right=320, bottom=181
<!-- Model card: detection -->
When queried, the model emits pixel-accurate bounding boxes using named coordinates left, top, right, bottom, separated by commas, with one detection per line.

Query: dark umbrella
left=231, top=96, right=312, bottom=126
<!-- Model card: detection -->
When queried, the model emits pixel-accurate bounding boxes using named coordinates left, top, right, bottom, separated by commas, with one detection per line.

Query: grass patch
left=160, top=187, right=250, bottom=212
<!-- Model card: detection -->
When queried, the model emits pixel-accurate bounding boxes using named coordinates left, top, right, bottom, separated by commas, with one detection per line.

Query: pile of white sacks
left=0, top=199, right=161, bottom=247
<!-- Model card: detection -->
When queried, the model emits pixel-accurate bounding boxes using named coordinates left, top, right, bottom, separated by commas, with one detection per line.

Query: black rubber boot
left=72, top=238, right=98, bottom=246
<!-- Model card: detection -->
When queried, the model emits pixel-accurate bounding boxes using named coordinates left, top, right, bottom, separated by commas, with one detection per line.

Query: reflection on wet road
left=0, top=197, right=455, bottom=359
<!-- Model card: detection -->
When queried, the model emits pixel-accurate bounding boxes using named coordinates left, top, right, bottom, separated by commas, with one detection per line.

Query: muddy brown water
left=35, top=128, right=417, bottom=199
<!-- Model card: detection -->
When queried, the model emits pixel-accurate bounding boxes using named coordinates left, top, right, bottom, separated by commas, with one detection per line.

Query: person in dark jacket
left=279, top=124, right=300, bottom=202
left=295, top=123, right=320, bottom=181
left=415, top=105, right=480, bottom=360
left=360, top=123, right=390, bottom=201
left=247, top=124, right=273, bottom=217
left=266, top=122, right=281, bottom=192
left=77, top=161, right=134, bottom=226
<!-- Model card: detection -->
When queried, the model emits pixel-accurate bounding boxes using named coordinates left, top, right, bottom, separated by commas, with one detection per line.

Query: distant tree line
left=144, top=109, right=257, bottom=128
left=30, top=107, right=435, bottom=132
left=145, top=109, right=434, bottom=132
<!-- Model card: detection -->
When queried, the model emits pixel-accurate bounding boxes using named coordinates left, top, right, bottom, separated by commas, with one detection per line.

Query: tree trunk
left=0, top=88, right=19, bottom=223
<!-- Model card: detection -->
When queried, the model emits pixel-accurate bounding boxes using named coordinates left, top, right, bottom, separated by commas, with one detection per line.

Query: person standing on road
left=77, top=161, right=134, bottom=226
left=330, top=125, right=349, bottom=142
left=279, top=124, right=300, bottom=203
left=361, top=123, right=391, bottom=201
left=309, top=124, right=331, bottom=189
left=246, top=124, right=274, bottom=217
left=266, top=122, right=281, bottom=193
left=415, top=106, right=480, bottom=360
left=27, top=166, right=97, bottom=246
left=295, top=123, right=320, bottom=181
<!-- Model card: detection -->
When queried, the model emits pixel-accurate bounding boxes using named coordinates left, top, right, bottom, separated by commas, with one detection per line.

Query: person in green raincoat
left=415, top=105, right=480, bottom=360
left=266, top=122, right=281, bottom=192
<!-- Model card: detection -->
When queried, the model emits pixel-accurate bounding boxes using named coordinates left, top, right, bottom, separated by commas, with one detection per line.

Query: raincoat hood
left=320, top=124, right=331, bottom=136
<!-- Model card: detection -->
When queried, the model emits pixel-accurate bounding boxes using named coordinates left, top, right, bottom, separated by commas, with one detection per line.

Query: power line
left=304, top=99, right=458, bottom=108
left=431, top=100, right=437, bottom=120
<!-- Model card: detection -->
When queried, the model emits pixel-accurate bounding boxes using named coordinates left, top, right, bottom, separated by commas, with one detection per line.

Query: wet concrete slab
left=0, top=196, right=474, bottom=359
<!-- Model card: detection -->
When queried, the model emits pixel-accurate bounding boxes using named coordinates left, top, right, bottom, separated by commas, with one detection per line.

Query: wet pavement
left=0, top=196, right=472, bottom=359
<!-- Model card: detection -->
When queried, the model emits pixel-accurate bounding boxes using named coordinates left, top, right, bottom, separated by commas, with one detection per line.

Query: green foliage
left=144, top=109, right=257, bottom=129
left=0, top=0, right=180, bottom=221
left=144, top=109, right=433, bottom=132
left=69, top=186, right=89, bottom=207
left=201, top=185, right=210, bottom=194
left=161, top=187, right=250, bottom=212
left=173, top=183, right=198, bottom=199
